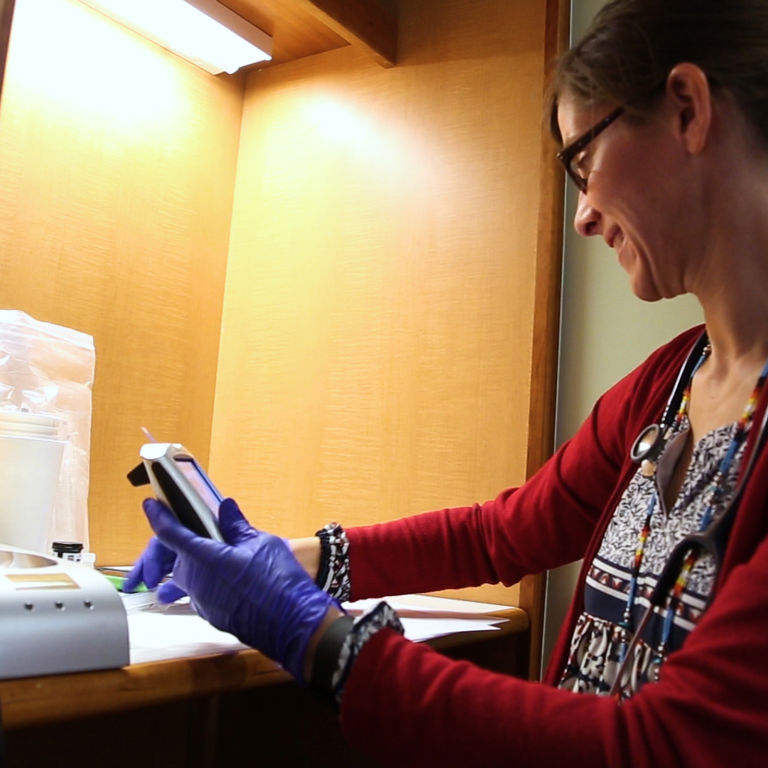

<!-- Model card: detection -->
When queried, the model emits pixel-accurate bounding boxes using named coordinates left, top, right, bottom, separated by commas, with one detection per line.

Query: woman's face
left=557, top=91, right=696, bottom=302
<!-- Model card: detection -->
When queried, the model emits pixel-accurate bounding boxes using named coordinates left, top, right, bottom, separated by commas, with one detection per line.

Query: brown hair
left=549, top=0, right=768, bottom=144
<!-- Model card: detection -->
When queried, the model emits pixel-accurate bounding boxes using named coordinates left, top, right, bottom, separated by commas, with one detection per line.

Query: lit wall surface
left=0, top=0, right=563, bottom=608
left=209, top=1, right=560, bottom=607
left=0, top=0, right=242, bottom=560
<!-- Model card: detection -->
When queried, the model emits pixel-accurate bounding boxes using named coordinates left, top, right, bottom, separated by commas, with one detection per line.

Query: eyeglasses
left=556, top=106, right=625, bottom=193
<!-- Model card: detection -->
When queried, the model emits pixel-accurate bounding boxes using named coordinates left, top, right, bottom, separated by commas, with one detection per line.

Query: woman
left=126, top=0, right=768, bottom=764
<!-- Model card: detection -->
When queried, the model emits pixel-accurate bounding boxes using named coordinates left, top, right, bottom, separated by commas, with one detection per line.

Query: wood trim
left=0, top=0, right=14, bottom=107
left=518, top=0, right=571, bottom=681
left=525, top=4, right=569, bottom=477
left=295, top=0, right=397, bottom=66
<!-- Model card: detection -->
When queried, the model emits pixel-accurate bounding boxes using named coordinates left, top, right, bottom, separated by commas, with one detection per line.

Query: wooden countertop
left=0, top=606, right=528, bottom=730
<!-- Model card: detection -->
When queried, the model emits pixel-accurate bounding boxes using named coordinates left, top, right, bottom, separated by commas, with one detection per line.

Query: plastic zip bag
left=0, top=310, right=95, bottom=550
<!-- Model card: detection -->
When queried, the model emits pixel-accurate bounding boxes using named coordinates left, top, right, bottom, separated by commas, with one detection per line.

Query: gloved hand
left=143, top=497, right=340, bottom=683
left=122, top=536, right=187, bottom=602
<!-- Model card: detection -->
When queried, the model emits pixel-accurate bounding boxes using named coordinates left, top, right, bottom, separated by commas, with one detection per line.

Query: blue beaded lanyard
left=618, top=347, right=768, bottom=668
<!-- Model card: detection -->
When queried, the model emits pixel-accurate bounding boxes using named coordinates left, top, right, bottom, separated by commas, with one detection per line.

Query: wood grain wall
left=0, top=0, right=565, bottom=625
left=210, top=0, right=565, bottom=607
left=0, top=0, right=243, bottom=561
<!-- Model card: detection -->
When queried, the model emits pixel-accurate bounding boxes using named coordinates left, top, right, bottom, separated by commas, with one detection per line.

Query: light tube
left=79, top=0, right=272, bottom=75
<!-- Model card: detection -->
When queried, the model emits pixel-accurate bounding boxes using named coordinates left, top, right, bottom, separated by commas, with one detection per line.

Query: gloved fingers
left=144, top=538, right=176, bottom=587
left=143, top=497, right=225, bottom=562
left=217, top=497, right=259, bottom=544
left=123, top=536, right=173, bottom=592
left=156, top=578, right=188, bottom=604
left=121, top=560, right=146, bottom=594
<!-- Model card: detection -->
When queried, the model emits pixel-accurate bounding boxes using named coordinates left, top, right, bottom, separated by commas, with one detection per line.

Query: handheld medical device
left=127, top=442, right=223, bottom=540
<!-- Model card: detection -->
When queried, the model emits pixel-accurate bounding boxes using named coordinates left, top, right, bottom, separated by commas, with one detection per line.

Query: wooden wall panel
left=0, top=0, right=565, bottom=623
left=211, top=0, right=562, bottom=606
left=0, top=0, right=243, bottom=562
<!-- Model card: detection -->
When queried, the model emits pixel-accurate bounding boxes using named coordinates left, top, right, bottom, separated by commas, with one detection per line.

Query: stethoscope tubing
left=630, top=333, right=711, bottom=466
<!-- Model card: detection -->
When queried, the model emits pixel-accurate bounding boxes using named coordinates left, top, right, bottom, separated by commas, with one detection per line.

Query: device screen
left=174, top=457, right=222, bottom=515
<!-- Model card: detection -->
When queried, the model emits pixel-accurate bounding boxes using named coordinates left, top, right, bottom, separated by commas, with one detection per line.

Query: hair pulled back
left=549, top=0, right=768, bottom=145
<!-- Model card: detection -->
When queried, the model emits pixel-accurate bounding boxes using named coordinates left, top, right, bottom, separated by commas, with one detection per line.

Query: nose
left=573, top=190, right=602, bottom=238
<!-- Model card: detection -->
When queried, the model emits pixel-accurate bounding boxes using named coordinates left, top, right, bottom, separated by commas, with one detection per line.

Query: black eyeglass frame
left=556, top=106, right=625, bottom=193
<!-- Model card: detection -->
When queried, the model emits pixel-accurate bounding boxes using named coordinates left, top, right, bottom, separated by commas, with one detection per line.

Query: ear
left=664, top=63, right=712, bottom=155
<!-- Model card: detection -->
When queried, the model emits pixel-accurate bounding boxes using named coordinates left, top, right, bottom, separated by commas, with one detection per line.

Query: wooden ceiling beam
left=0, top=0, right=15, bottom=106
left=295, top=0, right=397, bottom=67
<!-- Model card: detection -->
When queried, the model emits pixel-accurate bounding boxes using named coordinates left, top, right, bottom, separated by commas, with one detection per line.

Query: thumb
left=157, top=579, right=188, bottom=603
left=217, top=497, right=258, bottom=544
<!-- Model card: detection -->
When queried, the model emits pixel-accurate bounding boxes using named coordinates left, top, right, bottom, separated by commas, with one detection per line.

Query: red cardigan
left=340, top=326, right=768, bottom=767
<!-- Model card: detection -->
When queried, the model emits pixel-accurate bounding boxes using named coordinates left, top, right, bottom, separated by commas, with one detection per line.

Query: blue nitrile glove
left=143, top=497, right=339, bottom=683
left=122, top=537, right=187, bottom=602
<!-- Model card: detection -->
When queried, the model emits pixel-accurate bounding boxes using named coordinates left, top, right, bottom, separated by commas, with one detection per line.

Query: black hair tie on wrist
left=310, top=614, right=355, bottom=704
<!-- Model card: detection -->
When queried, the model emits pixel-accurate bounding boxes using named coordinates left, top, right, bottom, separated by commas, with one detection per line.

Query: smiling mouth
left=606, top=227, right=624, bottom=250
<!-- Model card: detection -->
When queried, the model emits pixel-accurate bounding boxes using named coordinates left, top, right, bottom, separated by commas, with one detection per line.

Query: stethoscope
left=610, top=332, right=768, bottom=696
left=629, top=332, right=711, bottom=473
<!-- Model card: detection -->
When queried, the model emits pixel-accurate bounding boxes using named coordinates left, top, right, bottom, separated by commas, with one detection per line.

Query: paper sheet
left=122, top=592, right=510, bottom=665
left=126, top=600, right=248, bottom=665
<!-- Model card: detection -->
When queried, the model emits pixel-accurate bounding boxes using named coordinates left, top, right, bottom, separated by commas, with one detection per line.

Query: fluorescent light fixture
left=79, top=0, right=272, bottom=74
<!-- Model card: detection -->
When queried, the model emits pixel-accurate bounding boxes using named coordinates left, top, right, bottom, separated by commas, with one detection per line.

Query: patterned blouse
left=558, top=417, right=743, bottom=698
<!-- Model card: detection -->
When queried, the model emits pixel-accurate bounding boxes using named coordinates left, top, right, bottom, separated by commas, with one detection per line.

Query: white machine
left=0, top=545, right=129, bottom=679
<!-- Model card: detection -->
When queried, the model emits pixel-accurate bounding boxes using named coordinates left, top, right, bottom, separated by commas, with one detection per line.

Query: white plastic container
left=0, top=412, right=66, bottom=553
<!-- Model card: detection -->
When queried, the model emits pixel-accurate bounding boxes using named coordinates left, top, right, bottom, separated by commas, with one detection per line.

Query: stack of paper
left=122, top=591, right=510, bottom=665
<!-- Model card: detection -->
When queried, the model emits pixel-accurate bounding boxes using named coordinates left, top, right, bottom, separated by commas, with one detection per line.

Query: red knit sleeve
left=340, top=528, right=768, bottom=767
left=345, top=364, right=634, bottom=599
left=345, top=326, right=703, bottom=601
